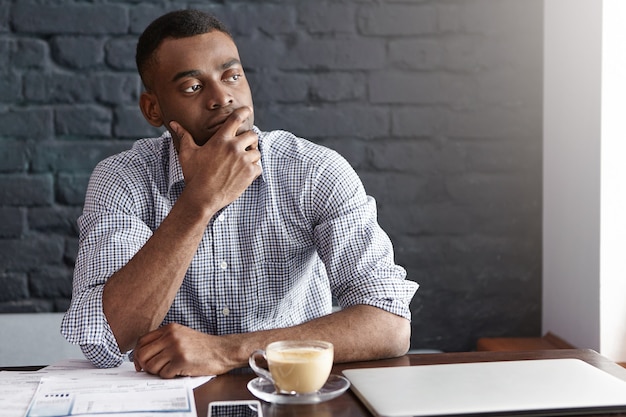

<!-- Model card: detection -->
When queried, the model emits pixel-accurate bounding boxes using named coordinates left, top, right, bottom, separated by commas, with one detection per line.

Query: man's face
left=142, top=31, right=254, bottom=146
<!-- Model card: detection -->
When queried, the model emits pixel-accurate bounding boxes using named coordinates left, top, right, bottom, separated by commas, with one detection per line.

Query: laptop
left=342, top=358, right=626, bottom=417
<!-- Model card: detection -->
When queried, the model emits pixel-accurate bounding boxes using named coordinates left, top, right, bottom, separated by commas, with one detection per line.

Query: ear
left=139, top=91, right=164, bottom=127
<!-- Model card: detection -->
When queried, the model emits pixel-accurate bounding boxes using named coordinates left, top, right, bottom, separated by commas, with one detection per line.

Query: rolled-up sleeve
left=311, top=151, right=418, bottom=320
left=61, top=157, right=153, bottom=368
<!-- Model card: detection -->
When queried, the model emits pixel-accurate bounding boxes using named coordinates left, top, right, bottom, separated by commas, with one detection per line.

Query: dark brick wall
left=0, top=0, right=543, bottom=352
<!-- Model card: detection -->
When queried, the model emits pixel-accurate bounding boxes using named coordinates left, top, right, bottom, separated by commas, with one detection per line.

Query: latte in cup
left=249, top=340, right=334, bottom=394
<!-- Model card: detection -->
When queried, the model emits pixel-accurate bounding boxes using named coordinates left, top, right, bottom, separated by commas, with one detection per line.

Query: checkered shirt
left=61, top=127, right=418, bottom=368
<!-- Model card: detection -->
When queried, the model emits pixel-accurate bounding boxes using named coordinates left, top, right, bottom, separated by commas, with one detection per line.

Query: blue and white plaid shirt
left=61, top=127, right=418, bottom=368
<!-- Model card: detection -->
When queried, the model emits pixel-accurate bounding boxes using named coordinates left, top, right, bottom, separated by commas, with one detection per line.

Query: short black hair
left=135, top=9, right=232, bottom=89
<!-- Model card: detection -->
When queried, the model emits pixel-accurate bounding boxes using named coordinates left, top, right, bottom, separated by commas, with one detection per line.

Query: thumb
left=169, top=121, right=197, bottom=154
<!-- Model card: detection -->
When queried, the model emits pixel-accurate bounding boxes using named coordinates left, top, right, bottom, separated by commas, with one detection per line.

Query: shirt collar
left=166, top=125, right=266, bottom=195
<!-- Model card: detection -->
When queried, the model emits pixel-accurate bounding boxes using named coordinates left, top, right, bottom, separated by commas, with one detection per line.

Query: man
left=61, top=9, right=418, bottom=378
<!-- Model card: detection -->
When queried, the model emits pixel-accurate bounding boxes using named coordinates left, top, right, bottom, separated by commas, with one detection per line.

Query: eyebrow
left=171, top=70, right=201, bottom=83
left=171, top=59, right=243, bottom=83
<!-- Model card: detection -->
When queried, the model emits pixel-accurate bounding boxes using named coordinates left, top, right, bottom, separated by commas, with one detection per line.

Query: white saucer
left=247, top=374, right=350, bottom=404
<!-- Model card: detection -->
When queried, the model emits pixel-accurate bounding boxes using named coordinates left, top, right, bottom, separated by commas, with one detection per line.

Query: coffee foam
left=270, top=347, right=329, bottom=362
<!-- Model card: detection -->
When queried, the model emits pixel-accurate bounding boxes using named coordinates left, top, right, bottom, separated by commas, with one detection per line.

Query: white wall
left=599, top=0, right=626, bottom=362
left=543, top=0, right=626, bottom=362
left=543, top=0, right=602, bottom=352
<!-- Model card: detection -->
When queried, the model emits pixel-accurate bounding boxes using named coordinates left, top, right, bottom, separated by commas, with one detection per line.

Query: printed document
left=25, top=376, right=195, bottom=417
left=0, top=359, right=214, bottom=417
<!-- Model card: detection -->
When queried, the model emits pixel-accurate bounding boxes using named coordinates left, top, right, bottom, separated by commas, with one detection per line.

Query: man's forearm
left=224, top=304, right=411, bottom=369
left=131, top=304, right=411, bottom=378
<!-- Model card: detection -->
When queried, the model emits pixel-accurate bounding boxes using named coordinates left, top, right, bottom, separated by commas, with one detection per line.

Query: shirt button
left=222, top=307, right=230, bottom=316
left=219, top=261, right=228, bottom=270
left=217, top=213, right=225, bottom=222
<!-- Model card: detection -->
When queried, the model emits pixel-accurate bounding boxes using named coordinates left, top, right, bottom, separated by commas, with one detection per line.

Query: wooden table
left=3, top=349, right=625, bottom=416
left=194, top=349, right=626, bottom=417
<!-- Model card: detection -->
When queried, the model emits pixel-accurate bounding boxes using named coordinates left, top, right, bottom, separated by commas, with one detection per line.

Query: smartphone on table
left=207, top=400, right=263, bottom=417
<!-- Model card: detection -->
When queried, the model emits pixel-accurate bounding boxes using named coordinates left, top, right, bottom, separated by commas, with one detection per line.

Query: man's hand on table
left=133, top=323, right=239, bottom=378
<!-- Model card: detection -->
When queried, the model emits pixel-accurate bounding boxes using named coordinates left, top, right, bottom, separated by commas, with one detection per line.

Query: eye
left=183, top=84, right=202, bottom=93
left=225, top=73, right=243, bottom=83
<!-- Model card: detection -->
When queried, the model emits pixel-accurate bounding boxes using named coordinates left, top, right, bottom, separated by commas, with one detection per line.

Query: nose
left=204, top=81, right=233, bottom=109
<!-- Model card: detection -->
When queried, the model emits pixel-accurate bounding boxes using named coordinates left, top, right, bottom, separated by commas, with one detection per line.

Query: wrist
left=175, top=187, right=219, bottom=224
left=222, top=333, right=260, bottom=370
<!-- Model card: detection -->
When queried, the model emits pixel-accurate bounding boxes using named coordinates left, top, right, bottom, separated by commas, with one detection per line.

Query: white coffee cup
left=249, top=340, right=334, bottom=394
